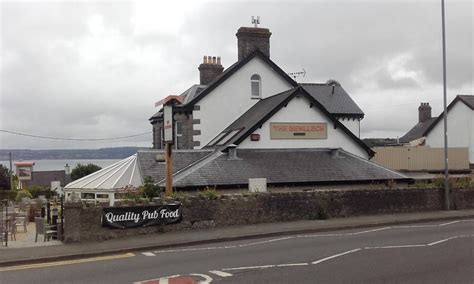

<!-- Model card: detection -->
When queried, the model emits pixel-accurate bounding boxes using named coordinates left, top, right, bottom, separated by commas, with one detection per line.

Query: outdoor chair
left=34, top=217, right=56, bottom=242
left=0, top=219, right=16, bottom=241
left=15, top=216, right=27, bottom=232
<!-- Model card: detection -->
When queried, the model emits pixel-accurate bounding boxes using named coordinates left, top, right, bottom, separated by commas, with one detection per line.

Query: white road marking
left=190, top=273, right=213, bottom=284
left=222, top=264, right=276, bottom=271
left=298, top=233, right=343, bottom=238
left=351, top=227, right=392, bottom=235
left=299, top=227, right=391, bottom=238
left=133, top=275, right=180, bottom=284
left=427, top=236, right=459, bottom=246
left=276, top=263, right=309, bottom=267
left=147, top=219, right=473, bottom=257
left=238, top=236, right=293, bottom=247
left=439, top=220, right=460, bottom=226
left=210, top=234, right=474, bottom=277
left=395, top=224, right=437, bottom=228
left=365, top=244, right=426, bottom=249
left=142, top=252, right=156, bottom=257
left=394, top=219, right=473, bottom=229
left=209, top=270, right=233, bottom=277
left=154, top=245, right=237, bottom=253
left=312, top=248, right=362, bottom=265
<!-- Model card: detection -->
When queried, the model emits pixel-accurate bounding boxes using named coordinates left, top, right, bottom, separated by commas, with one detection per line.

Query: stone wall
left=63, top=187, right=474, bottom=243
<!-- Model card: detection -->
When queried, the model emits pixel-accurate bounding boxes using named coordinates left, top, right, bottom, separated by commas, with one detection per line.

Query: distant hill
left=0, top=147, right=146, bottom=160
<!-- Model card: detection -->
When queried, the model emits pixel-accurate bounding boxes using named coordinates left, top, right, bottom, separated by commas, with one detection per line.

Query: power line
left=0, top=129, right=151, bottom=141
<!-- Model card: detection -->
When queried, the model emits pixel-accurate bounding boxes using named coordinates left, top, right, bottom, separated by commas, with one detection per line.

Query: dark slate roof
left=300, top=83, right=364, bottom=118
left=31, top=171, right=66, bottom=187
left=149, top=84, right=206, bottom=122
left=399, top=117, right=437, bottom=143
left=422, top=95, right=473, bottom=137
left=205, top=86, right=375, bottom=157
left=204, top=88, right=296, bottom=147
left=159, top=148, right=409, bottom=188
left=400, top=95, right=473, bottom=143
left=182, top=49, right=298, bottom=109
left=458, top=95, right=474, bottom=109
left=137, top=149, right=213, bottom=183
left=181, top=84, right=207, bottom=104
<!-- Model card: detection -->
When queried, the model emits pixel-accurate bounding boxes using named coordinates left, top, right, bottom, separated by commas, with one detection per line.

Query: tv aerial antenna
left=251, top=16, right=260, bottom=27
left=288, top=69, right=306, bottom=80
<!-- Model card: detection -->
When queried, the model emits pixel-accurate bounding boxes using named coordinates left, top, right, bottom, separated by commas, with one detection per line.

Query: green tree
left=0, top=164, right=11, bottom=190
left=143, top=176, right=162, bottom=200
left=71, top=163, right=102, bottom=181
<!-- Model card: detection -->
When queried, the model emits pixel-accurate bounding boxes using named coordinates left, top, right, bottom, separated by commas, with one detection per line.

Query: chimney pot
left=227, top=144, right=239, bottom=160
left=198, top=55, right=224, bottom=85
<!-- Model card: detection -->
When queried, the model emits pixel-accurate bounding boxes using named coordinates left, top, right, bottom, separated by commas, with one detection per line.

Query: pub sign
left=102, top=203, right=182, bottom=229
left=270, top=122, right=327, bottom=139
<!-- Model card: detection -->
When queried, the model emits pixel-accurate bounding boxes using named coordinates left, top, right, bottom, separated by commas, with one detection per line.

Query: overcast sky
left=0, top=0, right=472, bottom=150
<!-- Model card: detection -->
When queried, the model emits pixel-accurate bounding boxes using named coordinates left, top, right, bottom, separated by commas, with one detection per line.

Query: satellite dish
left=326, top=79, right=341, bottom=86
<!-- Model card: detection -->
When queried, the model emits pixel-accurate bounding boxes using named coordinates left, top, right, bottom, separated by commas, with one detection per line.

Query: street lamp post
left=441, top=0, right=450, bottom=210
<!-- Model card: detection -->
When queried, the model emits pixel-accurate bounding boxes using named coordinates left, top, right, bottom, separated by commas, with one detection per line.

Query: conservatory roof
left=64, top=154, right=142, bottom=191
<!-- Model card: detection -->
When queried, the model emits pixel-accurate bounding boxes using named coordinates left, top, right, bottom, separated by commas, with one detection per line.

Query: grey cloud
left=0, top=1, right=471, bottom=149
left=374, top=68, right=420, bottom=89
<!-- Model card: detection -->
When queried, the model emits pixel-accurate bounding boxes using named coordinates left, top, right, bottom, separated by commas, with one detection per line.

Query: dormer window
left=251, top=74, right=261, bottom=98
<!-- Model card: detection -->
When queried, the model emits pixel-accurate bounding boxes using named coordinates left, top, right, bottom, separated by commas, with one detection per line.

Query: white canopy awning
left=64, top=154, right=142, bottom=192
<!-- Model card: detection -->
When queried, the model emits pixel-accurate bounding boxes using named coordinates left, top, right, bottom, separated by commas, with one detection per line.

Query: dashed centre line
left=147, top=219, right=473, bottom=256
left=134, top=220, right=474, bottom=283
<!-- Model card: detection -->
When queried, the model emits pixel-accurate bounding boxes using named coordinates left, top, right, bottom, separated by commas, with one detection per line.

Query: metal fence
left=1, top=200, right=7, bottom=247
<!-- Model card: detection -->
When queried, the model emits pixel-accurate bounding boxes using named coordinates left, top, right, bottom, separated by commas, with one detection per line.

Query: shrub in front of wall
left=198, top=186, right=219, bottom=200
left=15, top=190, right=33, bottom=201
left=143, top=176, right=163, bottom=200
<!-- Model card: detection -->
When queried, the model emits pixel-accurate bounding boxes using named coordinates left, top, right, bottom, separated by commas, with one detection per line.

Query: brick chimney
left=418, top=102, right=432, bottom=123
left=198, top=55, right=224, bottom=85
left=236, top=27, right=271, bottom=61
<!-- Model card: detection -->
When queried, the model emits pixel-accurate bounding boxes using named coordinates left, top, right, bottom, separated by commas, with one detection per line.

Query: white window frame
left=251, top=74, right=262, bottom=99
left=175, top=121, right=183, bottom=149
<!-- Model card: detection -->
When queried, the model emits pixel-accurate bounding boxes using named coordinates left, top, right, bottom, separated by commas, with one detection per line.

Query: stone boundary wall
left=63, top=187, right=474, bottom=242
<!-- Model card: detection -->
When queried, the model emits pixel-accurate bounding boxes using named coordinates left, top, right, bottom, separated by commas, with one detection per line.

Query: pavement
left=1, top=209, right=474, bottom=267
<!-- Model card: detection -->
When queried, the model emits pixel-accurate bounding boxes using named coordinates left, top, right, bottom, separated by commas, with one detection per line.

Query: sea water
left=0, top=159, right=119, bottom=171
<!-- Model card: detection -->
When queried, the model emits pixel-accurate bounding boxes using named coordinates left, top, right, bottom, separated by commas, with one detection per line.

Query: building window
left=251, top=74, right=261, bottom=98
left=175, top=121, right=183, bottom=149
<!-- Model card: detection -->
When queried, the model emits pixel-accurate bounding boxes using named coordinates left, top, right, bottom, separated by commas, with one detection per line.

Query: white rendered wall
left=339, top=119, right=360, bottom=138
left=238, top=95, right=369, bottom=159
left=425, top=102, right=473, bottom=164
left=193, top=57, right=293, bottom=148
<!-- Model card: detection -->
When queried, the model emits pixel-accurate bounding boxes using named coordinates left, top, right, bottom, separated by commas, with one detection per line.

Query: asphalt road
left=1, top=219, right=473, bottom=284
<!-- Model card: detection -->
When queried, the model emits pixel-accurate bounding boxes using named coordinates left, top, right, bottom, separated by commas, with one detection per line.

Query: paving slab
left=1, top=209, right=474, bottom=267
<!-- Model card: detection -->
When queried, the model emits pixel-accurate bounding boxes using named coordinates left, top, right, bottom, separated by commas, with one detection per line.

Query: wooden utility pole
left=155, top=95, right=183, bottom=197
left=165, top=142, right=173, bottom=196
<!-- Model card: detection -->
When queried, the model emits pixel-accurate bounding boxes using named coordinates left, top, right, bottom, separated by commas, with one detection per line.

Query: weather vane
left=288, top=68, right=306, bottom=80
left=251, top=16, right=260, bottom=28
